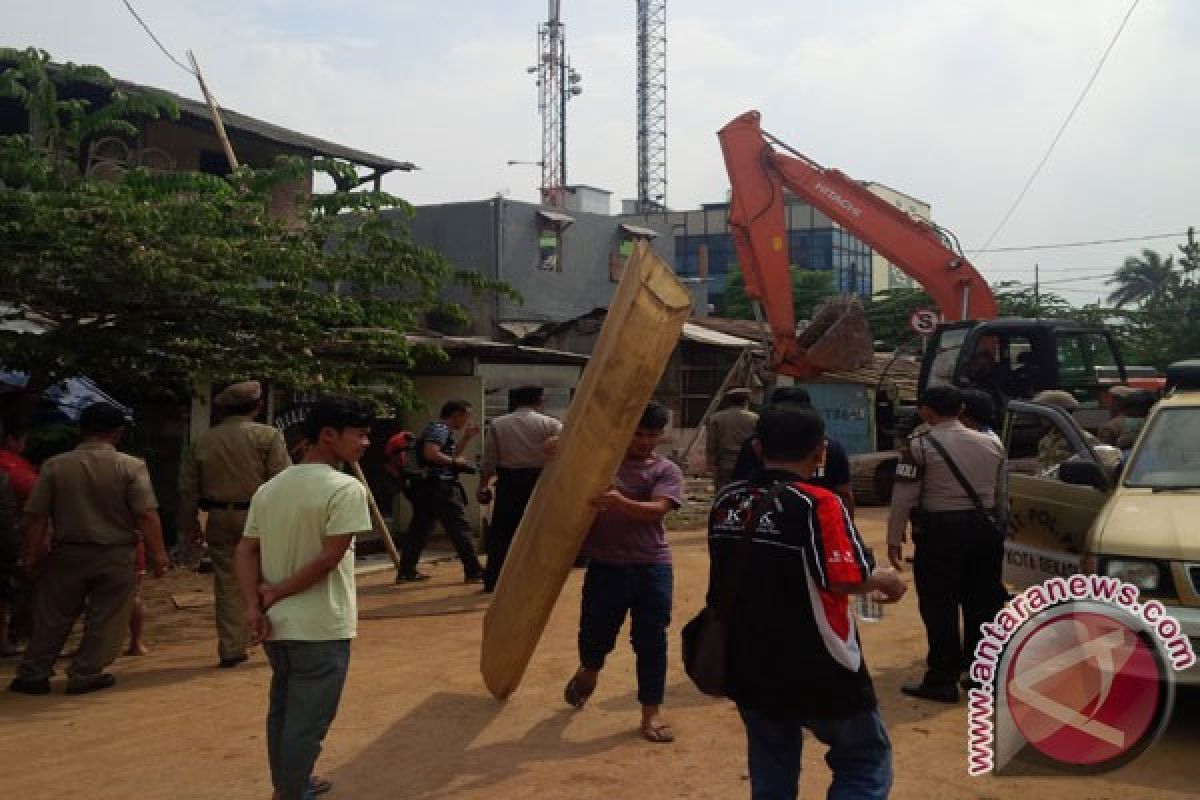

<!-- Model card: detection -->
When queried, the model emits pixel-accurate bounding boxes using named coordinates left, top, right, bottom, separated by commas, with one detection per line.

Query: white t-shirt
left=243, top=464, right=371, bottom=641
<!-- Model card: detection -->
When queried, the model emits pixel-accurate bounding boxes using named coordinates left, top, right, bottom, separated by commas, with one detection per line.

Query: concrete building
left=403, top=197, right=703, bottom=337
left=863, top=182, right=930, bottom=294
left=621, top=195, right=875, bottom=312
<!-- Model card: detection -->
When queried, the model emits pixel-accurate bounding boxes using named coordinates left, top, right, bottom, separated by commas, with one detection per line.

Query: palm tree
left=1105, top=249, right=1179, bottom=308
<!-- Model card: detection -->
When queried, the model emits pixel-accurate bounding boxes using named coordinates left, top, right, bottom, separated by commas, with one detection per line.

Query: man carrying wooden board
left=561, top=401, right=684, bottom=743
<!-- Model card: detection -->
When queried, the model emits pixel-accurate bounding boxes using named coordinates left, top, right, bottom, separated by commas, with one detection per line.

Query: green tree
left=991, top=281, right=1074, bottom=318
left=1105, top=248, right=1179, bottom=308
left=864, top=287, right=936, bottom=348
left=0, top=48, right=508, bottom=409
left=719, top=266, right=836, bottom=321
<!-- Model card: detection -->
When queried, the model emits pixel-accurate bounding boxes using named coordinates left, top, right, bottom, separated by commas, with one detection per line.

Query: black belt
left=199, top=498, right=251, bottom=511
left=497, top=466, right=543, bottom=479
left=923, top=508, right=994, bottom=518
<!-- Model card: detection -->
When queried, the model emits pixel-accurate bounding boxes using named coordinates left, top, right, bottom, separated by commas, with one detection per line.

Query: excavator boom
left=718, top=111, right=998, bottom=377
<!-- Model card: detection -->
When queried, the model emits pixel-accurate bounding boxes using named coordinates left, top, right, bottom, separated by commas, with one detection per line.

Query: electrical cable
left=120, top=0, right=196, bottom=76
left=974, top=0, right=1141, bottom=253
left=973, top=230, right=1184, bottom=253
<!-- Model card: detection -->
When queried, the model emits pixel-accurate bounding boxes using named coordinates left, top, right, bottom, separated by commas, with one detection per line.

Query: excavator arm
left=719, top=110, right=998, bottom=378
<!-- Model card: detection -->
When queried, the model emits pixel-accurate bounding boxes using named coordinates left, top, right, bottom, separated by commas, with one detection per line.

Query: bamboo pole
left=351, top=461, right=403, bottom=569
left=186, top=50, right=239, bottom=171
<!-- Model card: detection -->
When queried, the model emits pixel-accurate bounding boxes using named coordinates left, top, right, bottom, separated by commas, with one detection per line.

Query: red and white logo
left=967, top=577, right=1194, bottom=777
left=1004, top=608, right=1167, bottom=769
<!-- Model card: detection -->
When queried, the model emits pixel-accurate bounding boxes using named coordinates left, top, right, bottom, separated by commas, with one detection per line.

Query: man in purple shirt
left=562, top=401, right=684, bottom=744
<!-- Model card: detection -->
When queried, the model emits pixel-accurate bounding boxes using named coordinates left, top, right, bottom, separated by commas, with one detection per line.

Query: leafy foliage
left=865, top=287, right=936, bottom=348
left=719, top=266, right=836, bottom=322
left=0, top=48, right=511, bottom=410
left=1105, top=249, right=1179, bottom=308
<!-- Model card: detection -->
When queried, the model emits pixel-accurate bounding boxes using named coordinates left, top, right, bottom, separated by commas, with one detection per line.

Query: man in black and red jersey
left=707, top=405, right=906, bottom=799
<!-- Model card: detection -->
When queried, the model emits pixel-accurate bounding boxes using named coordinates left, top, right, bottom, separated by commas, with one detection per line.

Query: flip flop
left=309, top=775, right=332, bottom=795
left=641, top=719, right=675, bottom=744
left=563, top=675, right=595, bottom=709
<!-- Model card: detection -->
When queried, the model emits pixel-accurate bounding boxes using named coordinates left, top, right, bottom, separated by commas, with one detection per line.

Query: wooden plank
left=480, top=242, right=692, bottom=700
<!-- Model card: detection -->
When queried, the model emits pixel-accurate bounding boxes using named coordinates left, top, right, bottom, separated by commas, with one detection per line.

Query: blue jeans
left=578, top=562, right=672, bottom=706
left=737, top=706, right=893, bottom=800
left=263, top=640, right=352, bottom=800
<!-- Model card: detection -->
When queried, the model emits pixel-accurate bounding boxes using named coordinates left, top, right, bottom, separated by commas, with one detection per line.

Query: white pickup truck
left=1001, top=360, right=1200, bottom=684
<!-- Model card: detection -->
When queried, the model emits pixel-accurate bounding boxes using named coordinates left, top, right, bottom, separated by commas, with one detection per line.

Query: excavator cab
left=919, top=319, right=1127, bottom=428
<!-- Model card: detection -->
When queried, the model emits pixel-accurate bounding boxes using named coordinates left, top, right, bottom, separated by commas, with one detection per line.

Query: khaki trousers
left=17, top=543, right=136, bottom=682
left=205, top=509, right=249, bottom=660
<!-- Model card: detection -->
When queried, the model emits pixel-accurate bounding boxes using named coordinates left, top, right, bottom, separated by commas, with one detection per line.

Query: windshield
left=926, top=327, right=968, bottom=387
left=1124, top=407, right=1200, bottom=489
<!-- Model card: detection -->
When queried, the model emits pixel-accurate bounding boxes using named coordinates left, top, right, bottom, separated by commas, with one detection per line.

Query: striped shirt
left=707, top=470, right=877, bottom=718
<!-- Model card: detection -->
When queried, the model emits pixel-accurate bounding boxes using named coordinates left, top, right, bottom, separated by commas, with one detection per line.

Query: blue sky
left=7, top=0, right=1198, bottom=302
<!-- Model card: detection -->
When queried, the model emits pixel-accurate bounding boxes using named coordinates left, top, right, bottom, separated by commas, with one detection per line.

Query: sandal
left=641, top=719, right=675, bottom=744
left=563, top=674, right=595, bottom=709
left=309, top=775, right=333, bottom=795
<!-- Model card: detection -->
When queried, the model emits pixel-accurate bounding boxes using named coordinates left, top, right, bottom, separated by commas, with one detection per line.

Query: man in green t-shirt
left=235, top=397, right=373, bottom=800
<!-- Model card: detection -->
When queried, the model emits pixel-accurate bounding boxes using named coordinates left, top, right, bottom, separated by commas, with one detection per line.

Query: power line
left=120, top=0, right=196, bottom=76
left=975, top=0, right=1141, bottom=253
left=973, top=230, right=1184, bottom=253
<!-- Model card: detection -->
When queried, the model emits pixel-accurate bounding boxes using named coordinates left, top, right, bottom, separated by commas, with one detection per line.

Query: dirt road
left=2, top=507, right=1197, bottom=799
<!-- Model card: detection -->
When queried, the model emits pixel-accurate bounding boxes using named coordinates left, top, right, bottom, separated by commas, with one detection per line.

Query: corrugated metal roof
left=536, top=209, right=575, bottom=227
left=405, top=331, right=588, bottom=365
left=680, top=322, right=757, bottom=348
left=619, top=222, right=660, bottom=238
left=115, top=78, right=417, bottom=173
left=688, top=316, right=769, bottom=342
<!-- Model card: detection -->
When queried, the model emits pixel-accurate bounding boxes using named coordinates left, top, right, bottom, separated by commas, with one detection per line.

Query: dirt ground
left=2, top=506, right=1198, bottom=799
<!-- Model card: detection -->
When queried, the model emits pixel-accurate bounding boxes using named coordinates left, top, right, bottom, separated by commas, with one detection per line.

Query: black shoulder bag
left=924, top=434, right=1004, bottom=537
left=681, top=485, right=782, bottom=698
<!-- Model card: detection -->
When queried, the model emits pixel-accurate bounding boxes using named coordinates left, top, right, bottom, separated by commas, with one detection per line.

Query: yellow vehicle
left=1002, top=360, right=1200, bottom=684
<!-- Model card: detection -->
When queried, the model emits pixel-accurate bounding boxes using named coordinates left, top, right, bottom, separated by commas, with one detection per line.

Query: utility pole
left=1034, top=262, right=1040, bottom=319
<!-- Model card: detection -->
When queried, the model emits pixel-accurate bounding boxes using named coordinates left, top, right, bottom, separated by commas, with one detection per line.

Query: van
left=1001, top=360, right=1200, bottom=684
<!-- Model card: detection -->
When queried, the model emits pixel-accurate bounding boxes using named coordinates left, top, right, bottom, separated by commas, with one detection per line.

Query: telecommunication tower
left=636, top=0, right=667, bottom=213
left=528, top=0, right=582, bottom=207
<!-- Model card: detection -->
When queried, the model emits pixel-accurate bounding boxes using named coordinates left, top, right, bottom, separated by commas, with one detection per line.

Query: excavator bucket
left=794, top=295, right=874, bottom=373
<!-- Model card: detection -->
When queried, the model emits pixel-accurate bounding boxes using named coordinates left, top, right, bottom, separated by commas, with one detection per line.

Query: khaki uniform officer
left=706, top=387, right=758, bottom=491
left=1032, top=390, right=1098, bottom=472
left=179, top=381, right=289, bottom=667
left=887, top=386, right=1005, bottom=703
left=9, top=403, right=168, bottom=696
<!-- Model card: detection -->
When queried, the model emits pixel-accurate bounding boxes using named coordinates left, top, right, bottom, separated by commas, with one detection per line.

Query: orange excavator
left=717, top=111, right=1148, bottom=502
left=717, top=110, right=1130, bottom=412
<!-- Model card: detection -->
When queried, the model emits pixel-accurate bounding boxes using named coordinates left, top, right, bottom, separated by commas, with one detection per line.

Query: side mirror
left=1093, top=444, right=1122, bottom=469
left=1059, top=460, right=1108, bottom=491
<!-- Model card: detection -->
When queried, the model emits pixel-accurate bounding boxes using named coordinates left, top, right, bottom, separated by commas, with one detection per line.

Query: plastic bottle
left=856, top=591, right=884, bottom=622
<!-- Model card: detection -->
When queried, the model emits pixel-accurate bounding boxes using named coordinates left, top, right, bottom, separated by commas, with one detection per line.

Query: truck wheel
left=873, top=461, right=896, bottom=503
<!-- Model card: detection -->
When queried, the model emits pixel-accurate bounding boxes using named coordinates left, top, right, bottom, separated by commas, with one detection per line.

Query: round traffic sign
left=909, top=308, right=939, bottom=335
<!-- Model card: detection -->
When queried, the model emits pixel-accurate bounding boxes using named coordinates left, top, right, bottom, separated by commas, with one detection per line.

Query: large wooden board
left=480, top=242, right=692, bottom=699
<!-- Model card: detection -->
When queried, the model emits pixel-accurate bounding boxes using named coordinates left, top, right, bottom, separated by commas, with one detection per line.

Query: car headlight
left=1103, top=559, right=1161, bottom=591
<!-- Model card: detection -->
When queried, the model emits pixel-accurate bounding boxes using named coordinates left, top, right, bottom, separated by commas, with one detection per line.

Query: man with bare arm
left=235, top=397, right=373, bottom=800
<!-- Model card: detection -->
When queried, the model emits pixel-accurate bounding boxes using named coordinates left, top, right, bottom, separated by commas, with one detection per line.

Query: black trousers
left=399, top=480, right=482, bottom=578
left=483, top=467, right=541, bottom=592
left=912, top=510, right=1005, bottom=687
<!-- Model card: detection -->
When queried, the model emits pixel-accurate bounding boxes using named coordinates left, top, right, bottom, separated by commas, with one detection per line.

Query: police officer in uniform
left=886, top=386, right=1004, bottom=703
left=179, top=381, right=289, bottom=667
left=477, top=386, right=563, bottom=592
left=10, top=403, right=169, bottom=695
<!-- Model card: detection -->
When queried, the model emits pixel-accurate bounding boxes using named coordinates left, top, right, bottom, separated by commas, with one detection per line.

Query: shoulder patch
left=894, top=462, right=921, bottom=481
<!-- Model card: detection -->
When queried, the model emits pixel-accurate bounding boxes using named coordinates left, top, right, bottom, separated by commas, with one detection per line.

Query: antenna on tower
left=528, top=0, right=583, bottom=207
left=636, top=0, right=667, bottom=213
